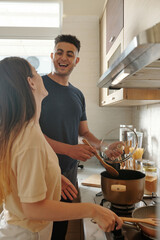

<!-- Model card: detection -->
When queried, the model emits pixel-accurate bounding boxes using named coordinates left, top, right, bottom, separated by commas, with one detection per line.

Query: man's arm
left=44, top=134, right=96, bottom=162
left=78, top=120, right=101, bottom=149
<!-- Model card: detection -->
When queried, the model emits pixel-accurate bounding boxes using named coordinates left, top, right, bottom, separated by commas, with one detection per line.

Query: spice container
left=143, top=160, right=158, bottom=195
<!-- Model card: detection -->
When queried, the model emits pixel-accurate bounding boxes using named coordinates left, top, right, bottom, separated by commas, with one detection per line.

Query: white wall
left=62, top=16, right=132, bottom=139
left=132, top=104, right=160, bottom=169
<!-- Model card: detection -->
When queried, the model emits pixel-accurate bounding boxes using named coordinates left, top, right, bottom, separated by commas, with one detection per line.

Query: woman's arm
left=21, top=199, right=123, bottom=232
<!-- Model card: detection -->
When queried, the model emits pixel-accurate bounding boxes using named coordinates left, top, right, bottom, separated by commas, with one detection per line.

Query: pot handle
left=111, top=184, right=126, bottom=192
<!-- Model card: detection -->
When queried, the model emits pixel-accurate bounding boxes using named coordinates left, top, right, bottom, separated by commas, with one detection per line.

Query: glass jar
left=119, top=125, right=133, bottom=141
left=135, top=159, right=143, bottom=172
left=143, top=160, right=158, bottom=195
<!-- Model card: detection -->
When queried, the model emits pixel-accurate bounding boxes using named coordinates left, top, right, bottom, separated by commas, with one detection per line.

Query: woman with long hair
left=0, top=57, right=122, bottom=239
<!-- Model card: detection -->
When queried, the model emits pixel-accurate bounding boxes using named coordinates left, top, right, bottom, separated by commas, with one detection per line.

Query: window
left=0, top=1, right=62, bottom=39
left=0, top=39, right=54, bottom=75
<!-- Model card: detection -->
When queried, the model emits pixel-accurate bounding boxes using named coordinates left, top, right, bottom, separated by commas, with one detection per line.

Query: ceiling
left=63, top=0, right=106, bottom=18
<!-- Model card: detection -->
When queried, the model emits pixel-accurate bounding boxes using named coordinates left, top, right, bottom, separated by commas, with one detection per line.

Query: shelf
left=101, top=88, right=160, bottom=107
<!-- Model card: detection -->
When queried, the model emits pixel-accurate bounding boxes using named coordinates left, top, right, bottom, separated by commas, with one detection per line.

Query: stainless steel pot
left=101, top=169, right=145, bottom=205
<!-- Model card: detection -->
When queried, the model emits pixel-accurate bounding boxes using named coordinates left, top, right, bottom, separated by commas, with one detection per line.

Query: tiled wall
left=62, top=16, right=132, bottom=139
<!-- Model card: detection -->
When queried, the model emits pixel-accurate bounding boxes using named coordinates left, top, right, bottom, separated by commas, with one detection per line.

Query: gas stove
left=94, top=192, right=158, bottom=240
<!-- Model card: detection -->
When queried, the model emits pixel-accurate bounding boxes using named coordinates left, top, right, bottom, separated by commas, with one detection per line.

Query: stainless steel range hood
left=97, top=22, right=160, bottom=89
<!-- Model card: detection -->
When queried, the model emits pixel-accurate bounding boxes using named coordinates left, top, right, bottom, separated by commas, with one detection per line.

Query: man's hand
left=101, top=141, right=124, bottom=161
left=67, top=144, right=97, bottom=162
left=61, top=175, right=78, bottom=200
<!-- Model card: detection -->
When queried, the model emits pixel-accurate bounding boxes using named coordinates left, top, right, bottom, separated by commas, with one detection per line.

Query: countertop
left=77, top=157, right=107, bottom=240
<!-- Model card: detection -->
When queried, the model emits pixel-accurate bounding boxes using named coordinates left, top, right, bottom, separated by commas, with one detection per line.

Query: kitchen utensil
left=101, top=169, right=145, bottom=205
left=82, top=139, right=119, bottom=177
left=132, top=205, right=157, bottom=238
left=120, top=216, right=159, bottom=227
left=100, top=126, right=138, bottom=164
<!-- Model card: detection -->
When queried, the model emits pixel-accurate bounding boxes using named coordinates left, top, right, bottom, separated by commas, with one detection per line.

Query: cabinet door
left=106, top=0, right=124, bottom=54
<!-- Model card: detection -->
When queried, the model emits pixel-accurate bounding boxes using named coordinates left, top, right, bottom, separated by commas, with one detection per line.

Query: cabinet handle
left=109, top=36, right=115, bottom=43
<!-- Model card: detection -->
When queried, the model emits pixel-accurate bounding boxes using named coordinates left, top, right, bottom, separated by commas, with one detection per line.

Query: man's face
left=51, top=42, right=79, bottom=76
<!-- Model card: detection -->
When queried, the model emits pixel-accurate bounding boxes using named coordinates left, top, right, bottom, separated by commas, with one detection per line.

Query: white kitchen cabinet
left=99, top=0, right=160, bottom=107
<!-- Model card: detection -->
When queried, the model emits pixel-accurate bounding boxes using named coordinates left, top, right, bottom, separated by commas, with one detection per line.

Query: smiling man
left=39, top=34, right=102, bottom=240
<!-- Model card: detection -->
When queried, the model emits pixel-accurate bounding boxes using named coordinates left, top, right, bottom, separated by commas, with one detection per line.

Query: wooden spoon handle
left=120, top=217, right=156, bottom=226
left=82, top=139, right=119, bottom=177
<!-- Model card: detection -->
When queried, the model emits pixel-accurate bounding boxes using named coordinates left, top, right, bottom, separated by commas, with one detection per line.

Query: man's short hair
left=54, top=34, right=81, bottom=52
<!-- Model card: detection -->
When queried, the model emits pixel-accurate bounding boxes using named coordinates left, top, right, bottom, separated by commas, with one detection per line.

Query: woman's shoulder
left=13, top=121, right=45, bottom=152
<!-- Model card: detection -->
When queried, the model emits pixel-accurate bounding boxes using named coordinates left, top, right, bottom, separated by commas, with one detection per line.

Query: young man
left=39, top=34, right=122, bottom=239
left=39, top=34, right=102, bottom=239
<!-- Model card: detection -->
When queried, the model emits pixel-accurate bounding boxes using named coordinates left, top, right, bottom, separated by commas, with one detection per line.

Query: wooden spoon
left=82, top=139, right=119, bottom=177
left=120, top=217, right=159, bottom=227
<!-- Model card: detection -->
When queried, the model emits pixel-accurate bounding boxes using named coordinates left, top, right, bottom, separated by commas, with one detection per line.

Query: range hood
left=97, top=22, right=160, bottom=89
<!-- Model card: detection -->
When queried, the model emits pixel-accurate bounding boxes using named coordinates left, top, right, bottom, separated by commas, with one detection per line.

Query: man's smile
left=58, top=63, right=68, bottom=67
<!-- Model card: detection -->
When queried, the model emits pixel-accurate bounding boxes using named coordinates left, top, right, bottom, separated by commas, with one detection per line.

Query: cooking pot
left=132, top=205, right=157, bottom=238
left=101, top=169, right=145, bottom=205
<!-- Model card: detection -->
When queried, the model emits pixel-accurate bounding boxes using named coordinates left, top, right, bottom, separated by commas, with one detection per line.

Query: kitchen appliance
left=94, top=192, right=159, bottom=240
left=97, top=22, right=160, bottom=89
left=101, top=170, right=145, bottom=205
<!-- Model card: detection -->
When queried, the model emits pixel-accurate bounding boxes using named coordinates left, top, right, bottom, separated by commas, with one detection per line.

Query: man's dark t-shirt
left=39, top=75, right=87, bottom=173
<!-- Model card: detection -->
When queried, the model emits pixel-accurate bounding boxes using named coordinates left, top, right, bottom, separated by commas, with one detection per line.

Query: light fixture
left=112, top=69, right=130, bottom=86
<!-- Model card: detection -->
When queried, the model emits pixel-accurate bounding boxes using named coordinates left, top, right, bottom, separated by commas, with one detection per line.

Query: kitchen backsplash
left=132, top=104, right=160, bottom=169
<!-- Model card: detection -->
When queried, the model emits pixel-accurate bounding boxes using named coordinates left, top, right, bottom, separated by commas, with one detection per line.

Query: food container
left=129, top=147, right=144, bottom=170
left=119, top=125, right=133, bottom=141
left=127, top=131, right=143, bottom=148
left=143, top=160, right=158, bottom=195
left=135, top=159, right=143, bottom=171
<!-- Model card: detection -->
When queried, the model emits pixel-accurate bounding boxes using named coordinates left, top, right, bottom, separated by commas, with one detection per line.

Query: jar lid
left=143, top=167, right=157, bottom=172
left=142, top=159, right=155, bottom=167
left=142, top=159, right=157, bottom=172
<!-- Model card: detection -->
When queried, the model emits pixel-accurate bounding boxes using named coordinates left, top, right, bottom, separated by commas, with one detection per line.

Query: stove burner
left=99, top=198, right=135, bottom=216
left=111, top=203, right=135, bottom=216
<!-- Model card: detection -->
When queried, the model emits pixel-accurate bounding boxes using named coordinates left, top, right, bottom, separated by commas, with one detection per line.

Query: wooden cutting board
left=81, top=174, right=101, bottom=188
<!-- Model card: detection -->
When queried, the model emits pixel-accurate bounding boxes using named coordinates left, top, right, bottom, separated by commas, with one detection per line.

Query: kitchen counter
left=77, top=157, right=107, bottom=240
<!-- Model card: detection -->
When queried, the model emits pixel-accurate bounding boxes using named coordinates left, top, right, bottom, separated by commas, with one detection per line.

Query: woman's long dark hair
left=0, top=57, right=36, bottom=204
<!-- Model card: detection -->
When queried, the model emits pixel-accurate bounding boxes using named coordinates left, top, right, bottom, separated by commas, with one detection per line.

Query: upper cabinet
left=99, top=0, right=160, bottom=107
left=106, top=0, right=124, bottom=54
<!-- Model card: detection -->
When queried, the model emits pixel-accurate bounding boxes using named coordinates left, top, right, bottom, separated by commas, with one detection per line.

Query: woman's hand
left=61, top=175, right=78, bottom=201
left=92, top=204, right=123, bottom=232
